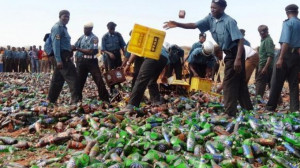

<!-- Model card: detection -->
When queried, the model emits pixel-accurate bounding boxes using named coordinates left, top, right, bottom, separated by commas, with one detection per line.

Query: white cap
left=84, top=22, right=94, bottom=28
left=202, top=41, right=214, bottom=56
left=164, top=42, right=171, bottom=51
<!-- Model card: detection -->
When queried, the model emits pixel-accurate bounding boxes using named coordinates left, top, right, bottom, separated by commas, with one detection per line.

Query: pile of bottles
left=0, top=73, right=300, bottom=168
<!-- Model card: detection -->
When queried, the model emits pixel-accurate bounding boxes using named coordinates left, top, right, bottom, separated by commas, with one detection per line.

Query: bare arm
left=163, top=21, right=197, bottom=29
left=234, top=38, right=245, bottom=72
left=189, top=63, right=199, bottom=77
left=76, top=48, right=94, bottom=55
left=124, top=54, right=137, bottom=75
left=262, top=57, right=273, bottom=73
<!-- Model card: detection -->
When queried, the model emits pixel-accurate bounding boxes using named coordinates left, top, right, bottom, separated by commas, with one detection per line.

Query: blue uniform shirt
left=244, top=39, right=251, bottom=47
left=188, top=42, right=203, bottom=57
left=161, top=47, right=170, bottom=65
left=187, top=48, right=215, bottom=68
left=169, top=45, right=184, bottom=64
left=16, top=51, right=22, bottom=59
left=19, top=51, right=27, bottom=59
left=51, top=21, right=71, bottom=63
left=75, top=33, right=99, bottom=58
left=4, top=50, right=12, bottom=59
left=195, top=13, right=243, bottom=50
left=279, top=17, right=300, bottom=48
left=12, top=51, right=18, bottom=59
left=101, top=32, right=126, bottom=51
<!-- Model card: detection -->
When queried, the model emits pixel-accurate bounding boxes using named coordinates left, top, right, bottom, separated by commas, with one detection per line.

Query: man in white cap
left=187, top=41, right=216, bottom=79
left=74, top=22, right=110, bottom=103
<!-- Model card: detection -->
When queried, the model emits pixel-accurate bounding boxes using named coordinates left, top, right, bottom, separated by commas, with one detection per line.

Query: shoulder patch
left=55, top=34, right=60, bottom=40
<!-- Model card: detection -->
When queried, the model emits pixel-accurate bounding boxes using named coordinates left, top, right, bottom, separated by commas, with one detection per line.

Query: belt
left=83, top=55, right=96, bottom=59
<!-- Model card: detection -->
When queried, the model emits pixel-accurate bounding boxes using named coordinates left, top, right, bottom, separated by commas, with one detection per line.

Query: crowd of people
left=1, top=0, right=300, bottom=118
left=0, top=45, right=55, bottom=73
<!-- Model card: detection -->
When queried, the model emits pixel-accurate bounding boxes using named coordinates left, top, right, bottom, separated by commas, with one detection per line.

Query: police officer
left=164, top=0, right=253, bottom=117
left=187, top=33, right=206, bottom=61
left=121, top=48, right=169, bottom=112
left=165, top=44, right=184, bottom=80
left=11, top=47, right=18, bottom=72
left=255, top=25, right=275, bottom=100
left=266, top=4, right=300, bottom=112
left=187, top=41, right=216, bottom=79
left=48, top=10, right=80, bottom=104
left=101, top=21, right=126, bottom=71
left=4, top=45, right=12, bottom=72
left=240, top=29, right=251, bottom=47
left=75, top=22, right=110, bottom=103
left=19, top=47, right=28, bottom=72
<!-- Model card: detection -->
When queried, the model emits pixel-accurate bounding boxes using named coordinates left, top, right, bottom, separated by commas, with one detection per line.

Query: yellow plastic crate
left=127, top=24, right=166, bottom=60
left=189, top=77, right=213, bottom=92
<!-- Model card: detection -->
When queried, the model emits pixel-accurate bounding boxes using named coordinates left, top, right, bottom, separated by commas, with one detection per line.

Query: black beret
left=59, top=10, right=70, bottom=18
left=212, top=0, right=227, bottom=8
left=285, top=4, right=298, bottom=12
left=107, top=22, right=117, bottom=28
left=240, top=29, right=245, bottom=34
left=199, top=33, right=206, bottom=37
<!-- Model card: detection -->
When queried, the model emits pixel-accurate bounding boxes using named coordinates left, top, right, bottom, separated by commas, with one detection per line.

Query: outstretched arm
left=163, top=21, right=197, bottom=30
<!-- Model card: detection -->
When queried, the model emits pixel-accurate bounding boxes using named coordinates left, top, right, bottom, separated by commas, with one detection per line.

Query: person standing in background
left=240, top=29, right=251, bottom=47
left=4, top=45, right=12, bottom=72
left=255, top=25, right=274, bottom=100
left=38, top=46, right=43, bottom=72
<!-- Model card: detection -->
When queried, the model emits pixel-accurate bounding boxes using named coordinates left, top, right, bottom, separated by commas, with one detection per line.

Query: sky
left=0, top=0, right=299, bottom=49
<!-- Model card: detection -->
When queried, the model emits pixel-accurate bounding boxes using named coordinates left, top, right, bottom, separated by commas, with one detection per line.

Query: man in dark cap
left=101, top=21, right=126, bottom=93
left=240, top=29, right=251, bottom=47
left=187, top=33, right=207, bottom=61
left=164, top=0, right=253, bottom=117
left=48, top=10, right=80, bottom=104
left=255, top=25, right=274, bottom=101
left=101, top=21, right=126, bottom=71
left=4, top=45, right=12, bottom=72
left=266, top=4, right=300, bottom=112
left=165, top=44, right=184, bottom=80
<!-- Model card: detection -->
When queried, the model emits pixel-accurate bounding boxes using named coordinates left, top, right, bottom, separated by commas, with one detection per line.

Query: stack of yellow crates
left=127, top=24, right=166, bottom=60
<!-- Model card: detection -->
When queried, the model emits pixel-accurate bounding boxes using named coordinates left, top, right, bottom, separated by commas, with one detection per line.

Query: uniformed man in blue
left=11, top=47, right=19, bottom=72
left=74, top=22, right=110, bottom=103
left=164, top=0, right=253, bottom=117
left=240, top=29, right=251, bottom=47
left=48, top=10, right=80, bottom=104
left=187, top=33, right=206, bottom=60
left=101, top=21, right=126, bottom=71
left=19, top=47, right=28, bottom=72
left=187, top=41, right=216, bottom=79
left=121, top=48, right=169, bottom=113
left=16, top=47, right=22, bottom=72
left=266, top=4, right=300, bottom=112
left=4, top=45, right=12, bottom=72
left=165, top=44, right=184, bottom=80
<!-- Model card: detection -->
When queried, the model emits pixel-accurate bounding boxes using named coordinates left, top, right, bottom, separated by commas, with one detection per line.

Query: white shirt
left=244, top=45, right=256, bottom=60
